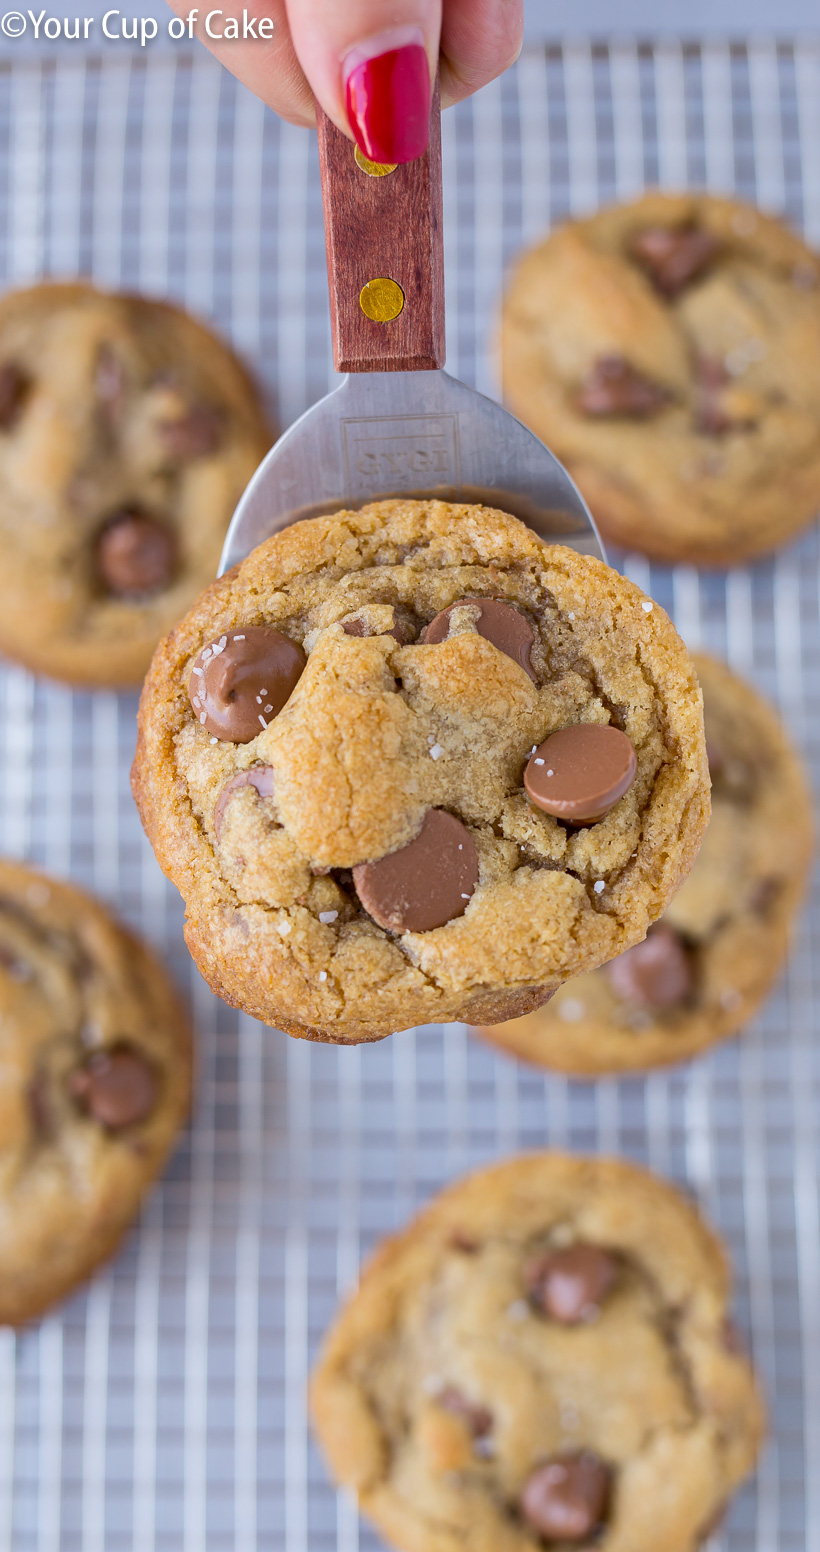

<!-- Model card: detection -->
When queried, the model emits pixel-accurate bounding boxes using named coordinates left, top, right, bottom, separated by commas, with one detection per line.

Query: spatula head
left=219, top=369, right=604, bottom=574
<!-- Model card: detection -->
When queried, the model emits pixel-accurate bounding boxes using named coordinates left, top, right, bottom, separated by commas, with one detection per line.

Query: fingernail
left=343, top=26, right=431, bottom=165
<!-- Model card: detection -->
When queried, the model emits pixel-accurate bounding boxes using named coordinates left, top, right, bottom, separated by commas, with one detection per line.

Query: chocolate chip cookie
left=501, top=193, right=820, bottom=564
left=0, top=282, right=271, bottom=685
left=132, top=498, right=709, bottom=1044
left=310, top=1152, right=764, bottom=1552
left=478, top=653, right=812, bottom=1074
left=0, top=859, right=191, bottom=1325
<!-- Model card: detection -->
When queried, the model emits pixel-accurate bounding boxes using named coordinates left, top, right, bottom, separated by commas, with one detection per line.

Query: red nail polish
left=344, top=43, right=431, bottom=165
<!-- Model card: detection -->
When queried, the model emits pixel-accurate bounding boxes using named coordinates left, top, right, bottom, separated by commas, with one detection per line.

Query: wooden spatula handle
left=316, top=79, right=444, bottom=373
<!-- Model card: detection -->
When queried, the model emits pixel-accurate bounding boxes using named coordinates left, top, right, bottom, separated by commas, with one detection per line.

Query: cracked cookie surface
left=310, top=1152, right=764, bottom=1552
left=0, top=282, right=271, bottom=685
left=0, top=859, right=191, bottom=1325
left=501, top=193, right=820, bottom=564
left=132, top=499, right=709, bottom=1044
left=478, top=654, right=813, bottom=1074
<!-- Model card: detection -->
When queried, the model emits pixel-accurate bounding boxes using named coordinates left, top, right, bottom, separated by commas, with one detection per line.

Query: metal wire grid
left=0, top=34, right=817, bottom=1552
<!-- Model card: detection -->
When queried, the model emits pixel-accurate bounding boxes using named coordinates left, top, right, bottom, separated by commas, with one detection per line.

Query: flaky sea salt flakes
left=567, top=611, right=575, bottom=621
left=430, top=744, right=444, bottom=760
left=234, top=634, right=245, bottom=640
left=319, top=910, right=338, bottom=924
left=534, top=757, right=545, bottom=766
left=318, top=970, right=328, bottom=982
left=593, top=880, right=605, bottom=894
left=210, top=737, right=218, bottom=745
left=558, top=998, right=586, bottom=1023
left=641, top=600, right=654, bottom=613
left=276, top=919, right=291, bottom=937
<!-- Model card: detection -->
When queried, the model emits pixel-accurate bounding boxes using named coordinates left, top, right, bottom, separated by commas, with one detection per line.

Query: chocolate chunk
left=526, top=1244, right=617, bottom=1324
left=449, top=1230, right=480, bottom=1253
left=578, top=355, right=670, bottom=418
left=520, top=1452, right=611, bottom=1543
left=353, top=809, right=478, bottom=933
left=525, top=724, right=637, bottom=825
left=437, top=1386, right=493, bottom=1438
left=423, top=598, right=537, bottom=682
left=749, top=877, right=780, bottom=916
left=694, top=355, right=734, bottom=436
left=68, top=1045, right=157, bottom=1130
left=160, top=404, right=223, bottom=459
left=0, top=363, right=28, bottom=428
left=342, top=606, right=418, bottom=644
left=606, top=923, right=692, bottom=1010
left=96, top=509, right=177, bottom=598
left=630, top=224, right=720, bottom=296
left=189, top=626, right=306, bottom=743
left=213, top=764, right=276, bottom=840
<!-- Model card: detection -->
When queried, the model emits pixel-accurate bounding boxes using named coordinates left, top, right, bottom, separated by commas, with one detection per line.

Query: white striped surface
left=0, top=40, right=816, bottom=1551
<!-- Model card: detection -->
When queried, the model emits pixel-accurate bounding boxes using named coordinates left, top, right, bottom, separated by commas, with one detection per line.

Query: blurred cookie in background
left=311, top=1152, right=764, bottom=1552
left=502, top=192, right=820, bottom=564
left=0, top=860, right=192, bottom=1325
left=0, top=282, right=272, bottom=685
left=476, top=654, right=812, bottom=1074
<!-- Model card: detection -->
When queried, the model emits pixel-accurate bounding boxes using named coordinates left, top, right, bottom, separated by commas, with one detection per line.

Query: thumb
left=285, top=0, right=441, bottom=164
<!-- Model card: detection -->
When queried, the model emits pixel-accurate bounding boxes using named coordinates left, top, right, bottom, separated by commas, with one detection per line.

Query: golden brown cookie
left=478, top=653, right=812, bottom=1074
left=0, top=282, right=271, bottom=685
left=311, top=1152, right=764, bottom=1552
left=501, top=193, right=820, bottom=564
left=132, top=498, right=709, bottom=1045
left=0, top=859, right=192, bottom=1325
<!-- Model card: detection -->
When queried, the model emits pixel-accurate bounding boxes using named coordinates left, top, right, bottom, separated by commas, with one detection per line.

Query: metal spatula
left=219, top=84, right=603, bottom=574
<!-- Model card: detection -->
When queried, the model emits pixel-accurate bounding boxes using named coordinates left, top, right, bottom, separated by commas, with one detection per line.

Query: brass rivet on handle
left=359, top=278, right=405, bottom=323
left=354, top=146, right=398, bottom=176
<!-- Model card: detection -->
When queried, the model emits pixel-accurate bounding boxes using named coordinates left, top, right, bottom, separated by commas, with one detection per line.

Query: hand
left=168, top=0, right=523, bottom=162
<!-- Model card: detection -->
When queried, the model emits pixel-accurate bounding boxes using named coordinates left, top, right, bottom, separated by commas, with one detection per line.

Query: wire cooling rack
left=0, top=34, right=818, bottom=1552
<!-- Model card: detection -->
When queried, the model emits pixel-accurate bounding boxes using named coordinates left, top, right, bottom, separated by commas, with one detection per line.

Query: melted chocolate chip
left=525, top=724, right=637, bottom=825
left=630, top=224, right=720, bottom=296
left=437, top=1386, right=493, bottom=1438
left=68, top=1045, right=157, bottom=1130
left=353, top=809, right=478, bottom=933
left=694, top=355, right=733, bottom=436
left=342, top=606, right=419, bottom=644
left=0, top=363, right=28, bottom=429
left=749, top=877, right=781, bottom=916
left=605, top=924, right=693, bottom=1011
left=578, top=355, right=670, bottom=418
left=526, top=1244, right=617, bottom=1324
left=448, top=1230, right=480, bottom=1253
left=423, top=598, right=537, bottom=682
left=213, top=765, right=276, bottom=840
left=189, top=626, right=306, bottom=743
left=520, top=1452, right=612, bottom=1543
left=160, top=404, right=223, bottom=459
left=96, top=509, right=177, bottom=598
